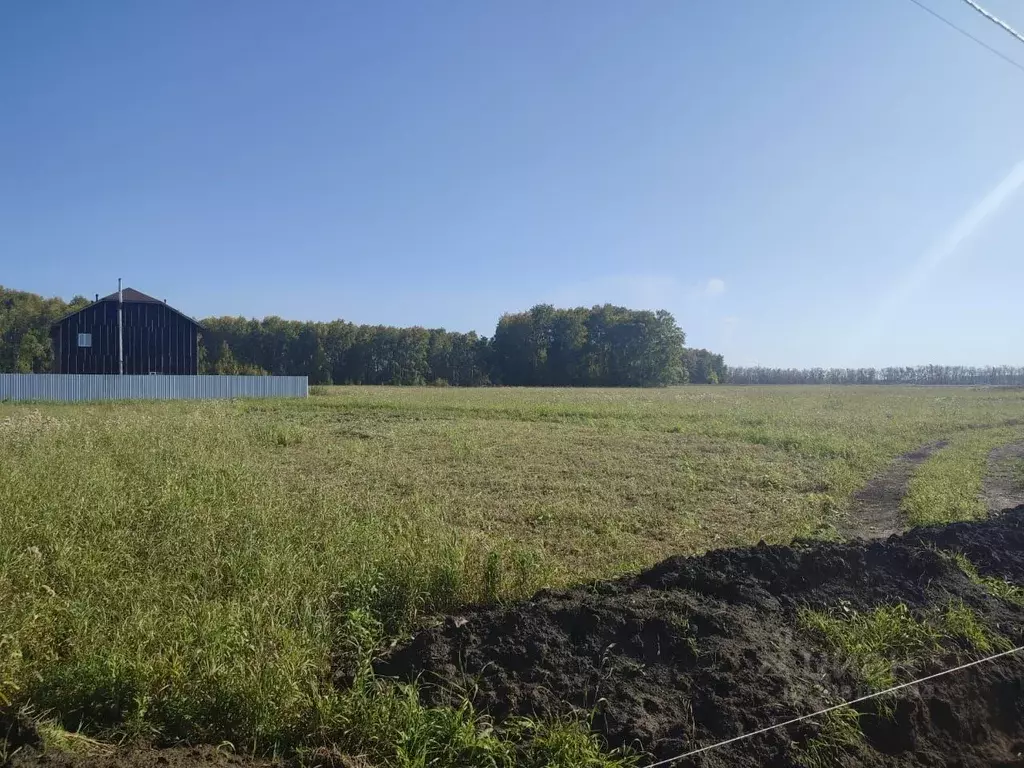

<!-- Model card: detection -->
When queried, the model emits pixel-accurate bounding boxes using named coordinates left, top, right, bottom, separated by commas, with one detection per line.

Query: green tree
left=683, top=348, right=726, bottom=384
left=213, top=341, right=239, bottom=375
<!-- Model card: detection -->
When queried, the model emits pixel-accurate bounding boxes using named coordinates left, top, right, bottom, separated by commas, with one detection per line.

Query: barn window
left=77, top=333, right=92, bottom=348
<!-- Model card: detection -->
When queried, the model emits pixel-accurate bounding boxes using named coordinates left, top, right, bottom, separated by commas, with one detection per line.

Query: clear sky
left=3, top=1, right=1024, bottom=368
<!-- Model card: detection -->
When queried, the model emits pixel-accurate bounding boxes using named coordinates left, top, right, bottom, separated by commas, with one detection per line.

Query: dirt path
left=982, top=441, right=1024, bottom=514
left=835, top=440, right=948, bottom=540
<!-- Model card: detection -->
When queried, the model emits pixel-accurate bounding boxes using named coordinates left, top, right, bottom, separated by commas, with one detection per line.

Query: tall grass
left=0, top=405, right=549, bottom=754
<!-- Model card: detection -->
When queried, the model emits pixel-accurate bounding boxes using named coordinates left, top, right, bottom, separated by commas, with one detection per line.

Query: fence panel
left=0, top=374, right=308, bottom=402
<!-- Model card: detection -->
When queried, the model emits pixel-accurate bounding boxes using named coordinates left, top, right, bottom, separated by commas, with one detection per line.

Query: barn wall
left=51, top=301, right=199, bottom=375
left=0, top=375, right=308, bottom=402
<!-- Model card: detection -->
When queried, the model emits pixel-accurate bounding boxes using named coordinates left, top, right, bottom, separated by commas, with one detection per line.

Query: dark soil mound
left=0, top=711, right=41, bottom=756
left=378, top=507, right=1024, bottom=767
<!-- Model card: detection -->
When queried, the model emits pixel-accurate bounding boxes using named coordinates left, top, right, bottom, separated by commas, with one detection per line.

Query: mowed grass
left=1, top=385, right=1023, bottom=758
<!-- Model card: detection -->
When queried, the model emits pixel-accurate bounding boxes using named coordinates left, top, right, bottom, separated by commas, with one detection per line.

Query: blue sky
left=3, top=1, right=1024, bottom=368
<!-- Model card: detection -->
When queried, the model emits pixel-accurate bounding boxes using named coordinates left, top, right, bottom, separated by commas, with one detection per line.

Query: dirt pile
left=379, top=507, right=1024, bottom=767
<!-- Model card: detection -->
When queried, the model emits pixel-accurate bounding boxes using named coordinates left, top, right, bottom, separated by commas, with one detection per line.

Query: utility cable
left=961, top=0, right=1024, bottom=47
left=902, top=0, right=1024, bottom=75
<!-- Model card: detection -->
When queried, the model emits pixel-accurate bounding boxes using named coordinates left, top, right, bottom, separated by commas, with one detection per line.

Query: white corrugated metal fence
left=0, top=374, right=308, bottom=403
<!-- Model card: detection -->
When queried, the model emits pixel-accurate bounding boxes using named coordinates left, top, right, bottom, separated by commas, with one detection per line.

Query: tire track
left=982, top=441, right=1024, bottom=514
left=837, top=440, right=948, bottom=540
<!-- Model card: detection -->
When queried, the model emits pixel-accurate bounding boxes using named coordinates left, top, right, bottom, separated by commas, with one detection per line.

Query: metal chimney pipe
left=117, top=278, right=124, bottom=375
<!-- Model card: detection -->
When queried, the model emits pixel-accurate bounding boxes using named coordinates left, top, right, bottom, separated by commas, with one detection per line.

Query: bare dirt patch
left=983, top=442, right=1024, bottom=515
left=836, top=440, right=949, bottom=540
left=378, top=507, right=1024, bottom=767
left=3, top=746, right=280, bottom=768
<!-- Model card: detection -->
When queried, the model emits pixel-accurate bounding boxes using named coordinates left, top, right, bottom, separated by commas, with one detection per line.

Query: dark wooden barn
left=51, top=288, right=203, bottom=375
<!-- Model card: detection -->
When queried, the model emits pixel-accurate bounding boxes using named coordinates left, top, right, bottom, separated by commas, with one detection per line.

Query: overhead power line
left=902, top=0, right=1024, bottom=75
left=961, top=0, right=1024, bottom=47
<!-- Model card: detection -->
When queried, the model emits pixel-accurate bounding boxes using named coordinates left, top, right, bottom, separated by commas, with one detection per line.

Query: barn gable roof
left=51, top=287, right=205, bottom=330
left=98, top=287, right=164, bottom=304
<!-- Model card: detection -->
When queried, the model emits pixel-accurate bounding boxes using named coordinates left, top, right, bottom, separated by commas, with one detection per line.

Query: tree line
left=1, top=285, right=724, bottom=387
left=200, top=304, right=708, bottom=386
left=727, top=366, right=1024, bottom=386
left=7, top=286, right=1022, bottom=388
left=201, top=315, right=492, bottom=385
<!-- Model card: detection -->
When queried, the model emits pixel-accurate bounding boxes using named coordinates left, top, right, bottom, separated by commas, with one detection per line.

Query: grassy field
left=2, top=385, right=1023, bottom=762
